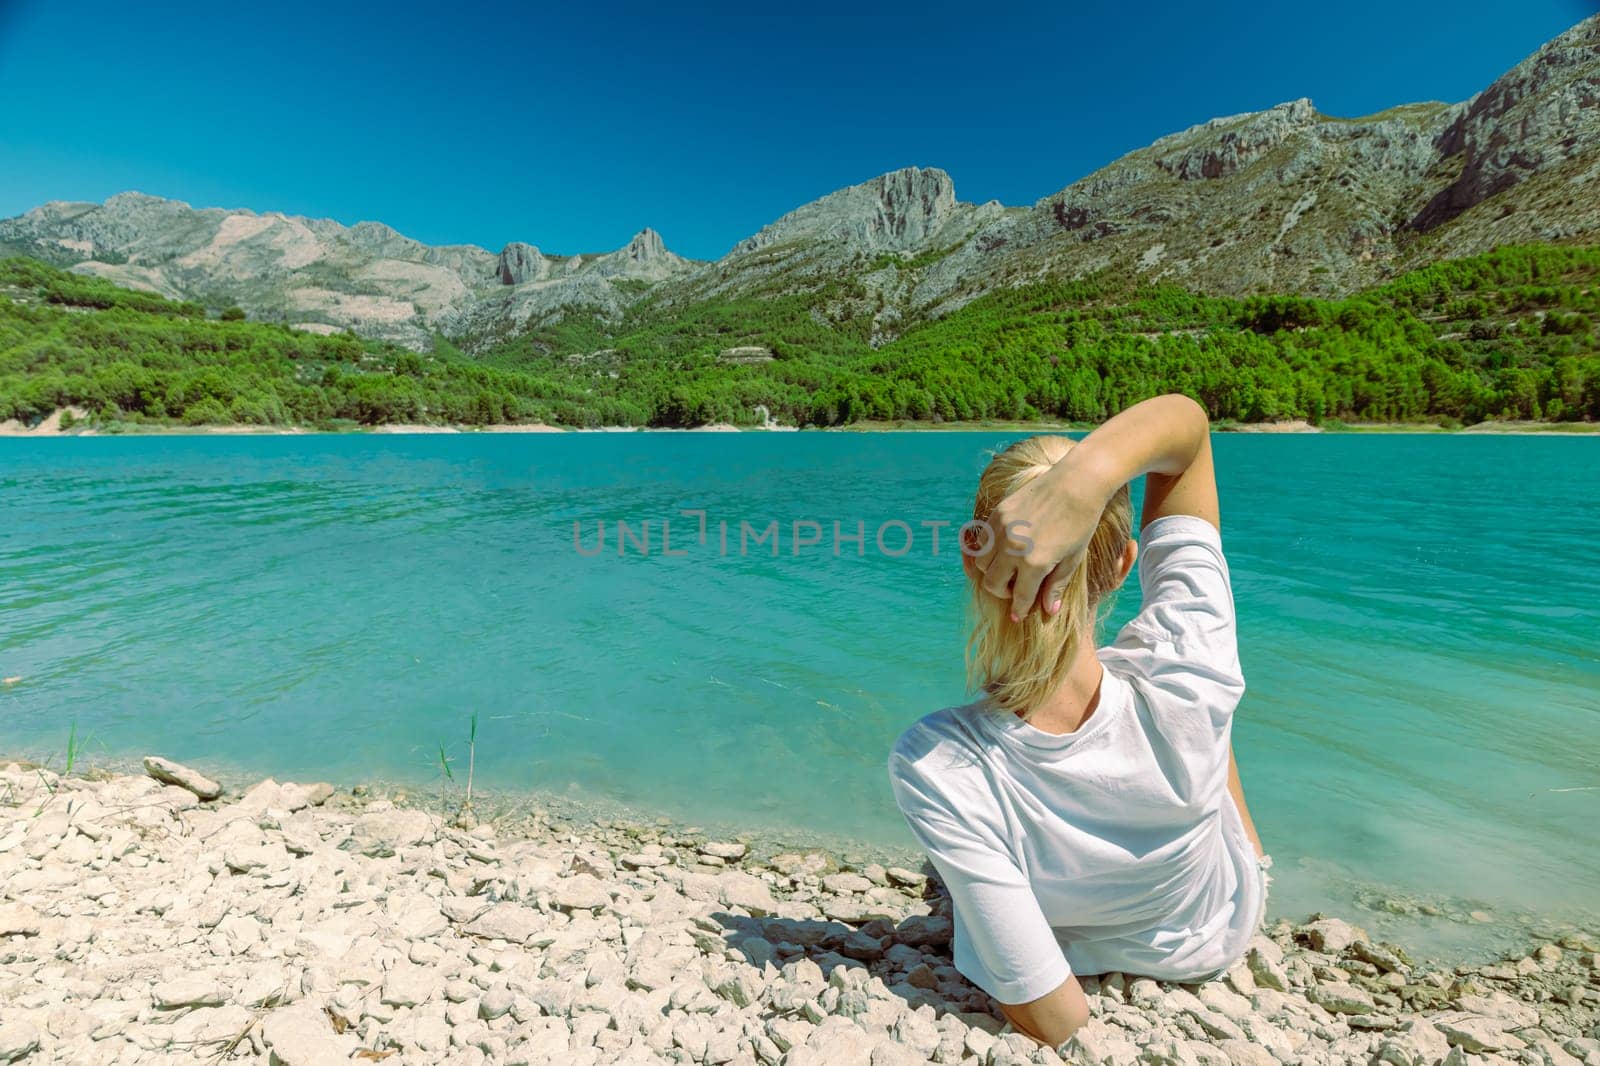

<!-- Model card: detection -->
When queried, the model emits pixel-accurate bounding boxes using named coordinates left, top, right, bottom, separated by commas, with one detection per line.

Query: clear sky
left=0, top=1, right=1593, bottom=260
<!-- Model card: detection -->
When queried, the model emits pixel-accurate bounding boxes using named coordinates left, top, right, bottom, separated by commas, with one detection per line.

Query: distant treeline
left=1, top=246, right=1596, bottom=429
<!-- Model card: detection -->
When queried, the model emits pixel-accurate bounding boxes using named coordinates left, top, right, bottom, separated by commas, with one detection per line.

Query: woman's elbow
left=1040, top=998, right=1090, bottom=1049
left=999, top=980, right=1090, bottom=1050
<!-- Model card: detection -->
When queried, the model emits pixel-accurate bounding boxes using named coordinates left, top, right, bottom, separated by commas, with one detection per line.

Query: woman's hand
left=969, top=394, right=1215, bottom=622
left=969, top=448, right=1113, bottom=622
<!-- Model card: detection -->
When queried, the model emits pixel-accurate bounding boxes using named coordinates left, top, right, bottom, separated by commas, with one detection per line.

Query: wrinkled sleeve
left=1104, top=514, right=1245, bottom=729
left=887, top=745, right=1071, bottom=1004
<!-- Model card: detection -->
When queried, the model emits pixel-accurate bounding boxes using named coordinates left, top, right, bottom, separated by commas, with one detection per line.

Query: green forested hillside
left=1, top=247, right=1596, bottom=429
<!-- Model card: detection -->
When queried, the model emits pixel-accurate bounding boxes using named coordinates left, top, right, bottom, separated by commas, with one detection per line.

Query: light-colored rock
left=1308, top=982, right=1376, bottom=1015
left=142, top=755, right=221, bottom=800
left=260, top=1002, right=359, bottom=1066
left=1249, top=943, right=1290, bottom=991
left=381, top=964, right=440, bottom=1007
left=479, top=986, right=514, bottom=1020
left=550, top=873, right=612, bottom=912
left=1376, top=1019, right=1452, bottom=1066
left=152, top=976, right=224, bottom=1009
left=1302, top=917, right=1361, bottom=954
left=1070, top=1018, right=1140, bottom=1065
left=0, top=905, right=42, bottom=938
left=0, top=1021, right=40, bottom=1064
left=463, top=901, right=543, bottom=943
left=1207, top=1039, right=1271, bottom=1066
left=347, top=807, right=435, bottom=856
left=1432, top=1011, right=1526, bottom=1053
left=718, top=871, right=778, bottom=917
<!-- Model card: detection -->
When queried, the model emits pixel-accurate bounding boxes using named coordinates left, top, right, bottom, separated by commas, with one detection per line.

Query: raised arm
left=973, top=394, right=1218, bottom=621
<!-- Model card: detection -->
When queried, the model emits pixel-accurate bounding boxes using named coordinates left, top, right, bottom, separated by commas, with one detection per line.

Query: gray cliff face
left=1, top=16, right=1596, bottom=350
left=0, top=197, right=698, bottom=349
left=497, top=242, right=548, bottom=285
left=732, top=167, right=967, bottom=257
left=588, top=228, right=694, bottom=282
left=1415, top=15, right=1600, bottom=231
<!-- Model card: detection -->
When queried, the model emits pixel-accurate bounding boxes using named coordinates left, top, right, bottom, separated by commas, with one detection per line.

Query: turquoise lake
left=2, top=433, right=1596, bottom=958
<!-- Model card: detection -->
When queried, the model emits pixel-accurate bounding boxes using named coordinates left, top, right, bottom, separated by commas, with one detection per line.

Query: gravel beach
left=1, top=759, right=1596, bottom=1066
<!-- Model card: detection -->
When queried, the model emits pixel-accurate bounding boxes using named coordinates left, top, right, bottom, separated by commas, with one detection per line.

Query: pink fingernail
left=1010, top=612, right=1020, bottom=623
left=1050, top=599, right=1062, bottom=614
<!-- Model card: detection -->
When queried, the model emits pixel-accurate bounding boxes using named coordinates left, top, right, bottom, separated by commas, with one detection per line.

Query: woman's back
left=886, top=395, right=1268, bottom=1047
left=890, top=515, right=1261, bottom=997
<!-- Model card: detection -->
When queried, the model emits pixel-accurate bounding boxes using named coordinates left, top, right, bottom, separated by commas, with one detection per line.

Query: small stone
left=1301, top=917, right=1360, bottom=953
left=348, top=808, right=435, bottom=856
left=223, top=844, right=279, bottom=873
left=1375, top=1019, right=1450, bottom=1066
left=822, top=872, right=873, bottom=894
left=1307, top=983, right=1375, bottom=1015
left=1432, top=1012, right=1524, bottom=1054
left=1216, top=1039, right=1276, bottom=1066
left=0, top=1021, right=40, bottom=1064
left=298, top=782, right=335, bottom=806
left=152, top=976, right=225, bottom=1009
left=1353, top=940, right=1410, bottom=975
left=711, top=969, right=758, bottom=1008
left=380, top=964, right=440, bottom=1008
left=963, top=1027, right=996, bottom=1059
left=718, top=871, right=778, bottom=917
left=464, top=902, right=542, bottom=943
left=479, top=986, right=514, bottom=1020
left=619, top=852, right=668, bottom=869
left=701, top=841, right=748, bottom=860
left=142, top=755, right=222, bottom=800
left=1248, top=944, right=1290, bottom=991
left=739, top=936, right=778, bottom=969
left=549, top=873, right=611, bottom=912
left=260, top=1002, right=358, bottom=1066
left=884, top=867, right=926, bottom=890
left=0, top=904, right=42, bottom=938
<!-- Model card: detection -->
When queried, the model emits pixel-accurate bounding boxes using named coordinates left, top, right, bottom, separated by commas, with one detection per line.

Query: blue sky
left=0, top=1, right=1593, bottom=260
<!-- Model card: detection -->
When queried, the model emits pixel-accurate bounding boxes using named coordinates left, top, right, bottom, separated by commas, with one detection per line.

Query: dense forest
left=1, top=245, right=1596, bottom=429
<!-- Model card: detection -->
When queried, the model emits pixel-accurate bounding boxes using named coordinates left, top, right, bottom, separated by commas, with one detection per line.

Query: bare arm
left=1229, top=745, right=1265, bottom=858
left=974, top=394, right=1218, bottom=620
left=998, top=974, right=1090, bottom=1050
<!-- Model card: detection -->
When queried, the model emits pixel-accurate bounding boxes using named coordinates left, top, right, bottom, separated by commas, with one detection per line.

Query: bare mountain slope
left=0, top=195, right=698, bottom=348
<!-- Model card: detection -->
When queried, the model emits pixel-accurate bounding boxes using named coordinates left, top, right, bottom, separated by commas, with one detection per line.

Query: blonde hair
left=966, top=436, right=1133, bottom=720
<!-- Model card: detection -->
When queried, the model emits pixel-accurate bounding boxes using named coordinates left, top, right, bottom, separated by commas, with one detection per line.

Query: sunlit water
left=2, top=432, right=1596, bottom=960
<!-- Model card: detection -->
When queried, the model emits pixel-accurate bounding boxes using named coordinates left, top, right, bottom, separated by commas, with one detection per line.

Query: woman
left=888, top=394, right=1268, bottom=1049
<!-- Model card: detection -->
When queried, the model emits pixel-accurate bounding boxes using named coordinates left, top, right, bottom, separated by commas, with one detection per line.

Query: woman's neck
left=1019, top=636, right=1106, bottom=735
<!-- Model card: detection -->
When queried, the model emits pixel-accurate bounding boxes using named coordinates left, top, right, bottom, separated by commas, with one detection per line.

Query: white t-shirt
left=887, top=515, right=1262, bottom=1003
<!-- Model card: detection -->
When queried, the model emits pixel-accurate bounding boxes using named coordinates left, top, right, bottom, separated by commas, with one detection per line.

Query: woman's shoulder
left=888, top=703, right=995, bottom=792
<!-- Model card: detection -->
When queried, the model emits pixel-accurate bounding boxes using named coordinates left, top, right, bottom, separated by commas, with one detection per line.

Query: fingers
left=980, top=552, right=1018, bottom=603
left=968, top=514, right=1053, bottom=623
left=1037, top=561, right=1072, bottom=617
left=1009, top=559, right=1048, bottom=623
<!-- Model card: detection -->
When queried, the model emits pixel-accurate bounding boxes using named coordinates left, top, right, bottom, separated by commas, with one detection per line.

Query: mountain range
left=2, top=14, right=1596, bottom=354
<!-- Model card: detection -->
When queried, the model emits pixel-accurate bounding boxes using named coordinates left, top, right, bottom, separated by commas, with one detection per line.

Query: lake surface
left=2, top=432, right=1596, bottom=958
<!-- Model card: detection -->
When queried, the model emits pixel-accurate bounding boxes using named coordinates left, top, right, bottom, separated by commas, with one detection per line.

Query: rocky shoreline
left=0, top=759, right=1595, bottom=1066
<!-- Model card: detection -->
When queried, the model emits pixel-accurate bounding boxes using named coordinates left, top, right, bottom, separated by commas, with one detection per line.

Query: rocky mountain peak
left=587, top=228, right=693, bottom=282
left=625, top=228, right=667, bottom=261
left=1152, top=97, right=1323, bottom=181
left=732, top=165, right=963, bottom=257
left=1414, top=13, right=1600, bottom=230
left=496, top=241, right=547, bottom=285
left=102, top=191, right=186, bottom=211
